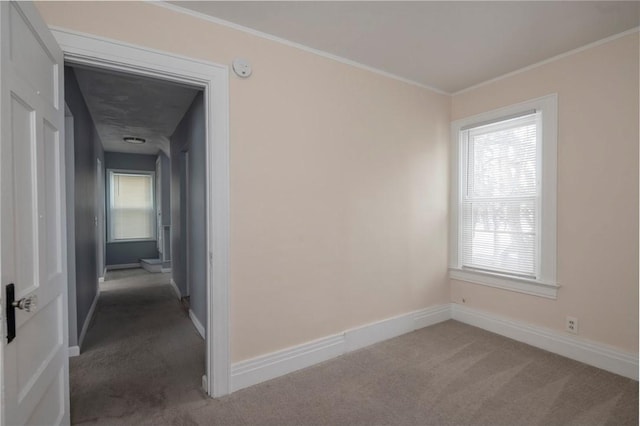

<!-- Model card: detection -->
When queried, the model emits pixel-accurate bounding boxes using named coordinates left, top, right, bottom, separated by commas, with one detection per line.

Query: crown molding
left=152, top=1, right=449, bottom=96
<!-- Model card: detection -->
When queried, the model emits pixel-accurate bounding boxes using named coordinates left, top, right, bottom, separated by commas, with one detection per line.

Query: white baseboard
left=414, top=304, right=453, bottom=329
left=345, top=304, right=451, bottom=352
left=451, top=304, right=639, bottom=381
left=230, top=304, right=450, bottom=392
left=68, top=346, right=80, bottom=357
left=98, top=276, right=104, bottom=283
left=231, top=334, right=345, bottom=392
left=169, top=279, right=181, bottom=300
left=189, top=309, right=205, bottom=339
left=106, top=263, right=140, bottom=271
left=78, top=290, right=100, bottom=350
left=161, top=267, right=172, bottom=273
left=229, top=302, right=638, bottom=392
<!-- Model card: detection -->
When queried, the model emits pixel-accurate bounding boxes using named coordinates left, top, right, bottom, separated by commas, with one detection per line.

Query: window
left=108, top=170, right=156, bottom=242
left=450, top=94, right=558, bottom=298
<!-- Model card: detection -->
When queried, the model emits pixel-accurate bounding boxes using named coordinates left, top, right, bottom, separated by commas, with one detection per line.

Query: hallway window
left=108, top=170, right=156, bottom=242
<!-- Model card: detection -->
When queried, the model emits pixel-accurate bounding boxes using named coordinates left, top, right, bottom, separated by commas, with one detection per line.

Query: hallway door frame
left=52, top=28, right=231, bottom=397
left=96, top=157, right=105, bottom=281
left=182, top=150, right=191, bottom=298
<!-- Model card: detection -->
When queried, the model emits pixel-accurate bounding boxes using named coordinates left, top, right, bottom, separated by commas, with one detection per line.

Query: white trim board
left=51, top=27, right=231, bottom=397
left=453, top=26, right=639, bottom=95
left=68, top=346, right=80, bottom=358
left=451, top=304, right=639, bottom=381
left=345, top=304, right=450, bottom=353
left=78, top=290, right=99, bottom=350
left=230, top=303, right=637, bottom=392
left=152, top=2, right=447, bottom=96
left=155, top=2, right=637, bottom=97
left=105, top=263, right=140, bottom=271
left=189, top=310, right=206, bottom=339
left=230, top=304, right=450, bottom=392
left=169, top=279, right=181, bottom=300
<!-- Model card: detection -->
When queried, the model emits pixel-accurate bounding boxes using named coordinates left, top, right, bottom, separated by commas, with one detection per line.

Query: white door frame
left=51, top=27, right=231, bottom=397
left=64, top=106, right=79, bottom=352
left=155, top=156, right=162, bottom=259
left=183, top=150, right=191, bottom=298
left=96, top=157, right=105, bottom=281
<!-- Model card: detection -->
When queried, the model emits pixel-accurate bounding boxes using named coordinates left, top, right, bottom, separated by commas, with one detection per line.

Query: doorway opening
left=55, top=27, right=231, bottom=398
left=64, top=62, right=211, bottom=420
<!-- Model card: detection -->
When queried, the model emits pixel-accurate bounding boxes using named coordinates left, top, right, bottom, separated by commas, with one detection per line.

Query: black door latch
left=6, top=283, right=16, bottom=343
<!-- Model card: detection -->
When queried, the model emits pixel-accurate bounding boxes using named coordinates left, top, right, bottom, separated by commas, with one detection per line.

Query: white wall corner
left=189, top=309, right=206, bottom=340
left=68, top=346, right=80, bottom=358
left=451, top=303, right=639, bottom=381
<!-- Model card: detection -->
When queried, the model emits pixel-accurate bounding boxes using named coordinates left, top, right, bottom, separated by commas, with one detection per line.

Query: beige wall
left=36, top=2, right=451, bottom=361
left=38, top=1, right=638, bottom=361
left=451, top=33, right=639, bottom=353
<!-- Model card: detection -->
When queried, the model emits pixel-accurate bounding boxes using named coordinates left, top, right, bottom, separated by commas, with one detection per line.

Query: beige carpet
left=71, top=269, right=638, bottom=425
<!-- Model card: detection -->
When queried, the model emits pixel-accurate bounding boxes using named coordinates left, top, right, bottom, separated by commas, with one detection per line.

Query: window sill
left=449, top=268, right=558, bottom=299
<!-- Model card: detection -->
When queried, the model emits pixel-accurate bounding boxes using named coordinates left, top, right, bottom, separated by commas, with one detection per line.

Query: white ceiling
left=73, top=66, right=200, bottom=155
left=169, top=1, right=640, bottom=93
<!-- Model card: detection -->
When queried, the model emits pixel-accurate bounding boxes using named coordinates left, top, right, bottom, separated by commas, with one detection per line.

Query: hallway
left=70, top=269, right=206, bottom=424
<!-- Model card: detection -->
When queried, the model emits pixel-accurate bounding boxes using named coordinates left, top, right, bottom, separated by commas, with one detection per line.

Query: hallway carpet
left=71, top=270, right=638, bottom=425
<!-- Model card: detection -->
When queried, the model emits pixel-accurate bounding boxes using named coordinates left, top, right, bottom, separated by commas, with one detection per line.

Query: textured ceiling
left=73, top=66, right=199, bottom=155
left=169, top=1, right=640, bottom=93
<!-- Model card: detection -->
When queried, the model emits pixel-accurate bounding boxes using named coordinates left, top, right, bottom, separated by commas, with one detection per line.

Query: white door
left=0, top=2, right=69, bottom=425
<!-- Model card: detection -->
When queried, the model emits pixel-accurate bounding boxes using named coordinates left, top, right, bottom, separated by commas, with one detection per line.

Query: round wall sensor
left=232, top=58, right=252, bottom=78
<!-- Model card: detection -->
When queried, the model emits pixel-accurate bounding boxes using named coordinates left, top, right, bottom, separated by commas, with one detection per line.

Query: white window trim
left=107, top=168, right=157, bottom=243
left=450, top=94, right=558, bottom=299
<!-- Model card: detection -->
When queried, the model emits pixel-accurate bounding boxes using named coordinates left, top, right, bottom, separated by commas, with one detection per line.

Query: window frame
left=107, top=168, right=157, bottom=243
left=450, top=94, right=558, bottom=299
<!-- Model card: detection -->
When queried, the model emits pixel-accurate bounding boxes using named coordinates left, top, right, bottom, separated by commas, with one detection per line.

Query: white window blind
left=109, top=172, right=155, bottom=241
left=461, top=112, right=540, bottom=278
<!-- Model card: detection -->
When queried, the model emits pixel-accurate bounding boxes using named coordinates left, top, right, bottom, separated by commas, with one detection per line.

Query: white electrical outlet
left=566, top=316, right=578, bottom=334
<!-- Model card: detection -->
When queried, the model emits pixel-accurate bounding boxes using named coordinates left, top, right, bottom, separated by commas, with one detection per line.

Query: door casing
left=96, top=157, right=105, bottom=281
left=52, top=28, right=231, bottom=397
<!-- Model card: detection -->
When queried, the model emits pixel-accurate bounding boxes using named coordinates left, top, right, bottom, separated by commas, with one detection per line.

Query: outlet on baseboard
left=566, top=316, right=578, bottom=334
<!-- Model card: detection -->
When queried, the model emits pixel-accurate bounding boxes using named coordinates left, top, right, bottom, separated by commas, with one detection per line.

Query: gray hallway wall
left=65, top=66, right=105, bottom=347
left=170, top=92, right=207, bottom=328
